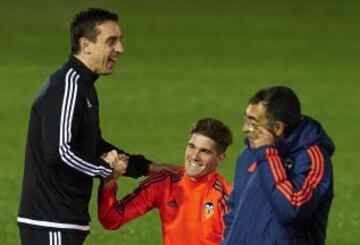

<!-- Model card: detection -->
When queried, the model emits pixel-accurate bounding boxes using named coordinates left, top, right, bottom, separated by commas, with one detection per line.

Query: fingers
left=101, top=151, right=129, bottom=178
left=101, top=150, right=119, bottom=167
left=250, top=126, right=275, bottom=148
left=118, top=153, right=129, bottom=161
left=112, top=158, right=128, bottom=179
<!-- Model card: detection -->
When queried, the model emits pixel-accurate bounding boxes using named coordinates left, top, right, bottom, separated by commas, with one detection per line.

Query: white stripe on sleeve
left=58, top=68, right=112, bottom=177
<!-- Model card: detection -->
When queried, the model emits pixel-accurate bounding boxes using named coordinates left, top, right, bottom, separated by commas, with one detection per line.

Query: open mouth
left=108, top=57, right=117, bottom=64
left=189, top=161, right=203, bottom=168
left=186, top=160, right=205, bottom=177
left=106, top=57, right=117, bottom=69
left=109, top=56, right=117, bottom=62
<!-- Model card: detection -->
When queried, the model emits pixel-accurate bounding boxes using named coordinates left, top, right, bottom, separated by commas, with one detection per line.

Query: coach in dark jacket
left=223, top=86, right=335, bottom=245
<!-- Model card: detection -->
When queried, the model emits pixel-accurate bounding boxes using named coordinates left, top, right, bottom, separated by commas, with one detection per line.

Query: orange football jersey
left=98, top=168, right=231, bottom=245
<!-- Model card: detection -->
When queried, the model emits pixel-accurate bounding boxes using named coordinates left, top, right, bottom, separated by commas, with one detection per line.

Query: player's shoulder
left=49, top=62, right=85, bottom=88
left=213, top=173, right=232, bottom=195
left=140, top=168, right=184, bottom=187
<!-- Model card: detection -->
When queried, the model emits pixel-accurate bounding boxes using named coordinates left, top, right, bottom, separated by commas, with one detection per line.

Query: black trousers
left=19, top=226, right=88, bottom=245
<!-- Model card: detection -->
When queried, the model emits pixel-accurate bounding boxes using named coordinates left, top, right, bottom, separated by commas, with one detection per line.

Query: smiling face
left=82, top=20, right=124, bottom=75
left=184, top=133, right=224, bottom=179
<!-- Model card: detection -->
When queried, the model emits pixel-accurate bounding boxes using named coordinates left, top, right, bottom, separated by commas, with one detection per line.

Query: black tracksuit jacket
left=18, top=55, right=151, bottom=232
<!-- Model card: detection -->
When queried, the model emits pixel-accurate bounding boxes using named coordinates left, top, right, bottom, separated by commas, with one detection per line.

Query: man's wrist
left=102, top=176, right=116, bottom=188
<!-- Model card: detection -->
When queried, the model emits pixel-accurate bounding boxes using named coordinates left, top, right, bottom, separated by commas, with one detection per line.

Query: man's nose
left=115, top=40, right=124, bottom=53
left=191, top=150, right=201, bottom=161
left=242, top=122, right=251, bottom=133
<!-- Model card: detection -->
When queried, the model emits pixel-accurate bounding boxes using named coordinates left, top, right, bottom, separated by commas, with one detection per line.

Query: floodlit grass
left=0, top=0, right=359, bottom=244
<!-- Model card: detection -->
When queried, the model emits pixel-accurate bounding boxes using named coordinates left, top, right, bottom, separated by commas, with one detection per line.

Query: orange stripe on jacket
left=265, top=145, right=325, bottom=207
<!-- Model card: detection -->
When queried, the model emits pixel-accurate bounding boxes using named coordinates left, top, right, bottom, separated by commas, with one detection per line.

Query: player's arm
left=98, top=173, right=166, bottom=229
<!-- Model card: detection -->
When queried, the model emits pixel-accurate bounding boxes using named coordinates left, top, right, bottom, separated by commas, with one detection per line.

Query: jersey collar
left=183, top=171, right=218, bottom=191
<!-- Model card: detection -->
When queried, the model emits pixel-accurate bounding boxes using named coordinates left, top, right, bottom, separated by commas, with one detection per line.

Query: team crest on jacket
left=284, top=159, right=294, bottom=169
left=204, top=202, right=214, bottom=219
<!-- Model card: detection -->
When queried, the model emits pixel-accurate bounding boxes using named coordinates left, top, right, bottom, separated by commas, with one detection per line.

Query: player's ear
left=217, top=152, right=225, bottom=163
left=274, top=121, right=286, bottom=137
left=79, top=37, right=91, bottom=54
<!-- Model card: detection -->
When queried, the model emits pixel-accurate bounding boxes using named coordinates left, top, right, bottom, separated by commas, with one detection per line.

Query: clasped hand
left=101, top=150, right=129, bottom=179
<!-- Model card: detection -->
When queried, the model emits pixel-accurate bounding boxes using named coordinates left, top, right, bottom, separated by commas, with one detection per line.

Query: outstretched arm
left=98, top=172, right=168, bottom=229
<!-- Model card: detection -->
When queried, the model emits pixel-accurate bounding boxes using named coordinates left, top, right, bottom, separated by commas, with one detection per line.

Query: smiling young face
left=82, top=20, right=124, bottom=75
left=184, top=133, right=224, bottom=179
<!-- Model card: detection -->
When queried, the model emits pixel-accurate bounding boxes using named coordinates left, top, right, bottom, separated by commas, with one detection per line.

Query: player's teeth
left=190, top=162, right=201, bottom=167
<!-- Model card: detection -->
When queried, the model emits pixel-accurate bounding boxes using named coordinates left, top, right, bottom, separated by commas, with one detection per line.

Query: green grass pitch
left=0, top=0, right=359, bottom=244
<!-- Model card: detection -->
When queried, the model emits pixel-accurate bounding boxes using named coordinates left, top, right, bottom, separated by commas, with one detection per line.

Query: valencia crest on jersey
left=204, top=202, right=214, bottom=219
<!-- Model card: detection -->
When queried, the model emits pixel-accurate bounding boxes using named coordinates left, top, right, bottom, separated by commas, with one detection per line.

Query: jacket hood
left=278, top=115, right=335, bottom=156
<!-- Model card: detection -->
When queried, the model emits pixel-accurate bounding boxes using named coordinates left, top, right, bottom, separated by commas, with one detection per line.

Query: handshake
left=101, top=150, right=180, bottom=183
left=101, top=150, right=129, bottom=179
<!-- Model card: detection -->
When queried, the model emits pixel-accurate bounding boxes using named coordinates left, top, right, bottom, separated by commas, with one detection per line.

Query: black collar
left=66, top=55, right=99, bottom=85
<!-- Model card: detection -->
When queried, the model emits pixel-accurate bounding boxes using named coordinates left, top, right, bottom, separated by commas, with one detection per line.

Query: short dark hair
left=70, top=8, right=118, bottom=54
left=191, top=118, right=233, bottom=153
left=249, top=86, right=301, bottom=133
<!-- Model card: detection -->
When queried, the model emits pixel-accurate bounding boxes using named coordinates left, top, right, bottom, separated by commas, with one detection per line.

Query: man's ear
left=217, top=153, right=225, bottom=164
left=274, top=121, right=286, bottom=138
left=79, top=37, right=91, bottom=54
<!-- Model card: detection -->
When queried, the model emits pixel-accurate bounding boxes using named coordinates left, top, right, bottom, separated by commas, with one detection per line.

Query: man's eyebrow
left=200, top=147, right=213, bottom=154
left=247, top=115, right=259, bottom=122
left=107, top=36, right=118, bottom=41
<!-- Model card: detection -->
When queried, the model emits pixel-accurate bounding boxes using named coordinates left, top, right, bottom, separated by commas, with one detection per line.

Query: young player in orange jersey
left=98, top=117, right=233, bottom=245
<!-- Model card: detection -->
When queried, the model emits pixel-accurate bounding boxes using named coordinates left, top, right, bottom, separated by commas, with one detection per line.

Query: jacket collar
left=66, top=55, right=99, bottom=85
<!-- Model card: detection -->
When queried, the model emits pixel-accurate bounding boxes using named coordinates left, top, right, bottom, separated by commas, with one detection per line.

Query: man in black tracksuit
left=18, top=8, right=173, bottom=245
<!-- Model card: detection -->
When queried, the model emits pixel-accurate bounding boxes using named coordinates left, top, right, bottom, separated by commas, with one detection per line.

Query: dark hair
left=191, top=118, right=233, bottom=153
left=70, top=8, right=118, bottom=54
left=249, top=86, right=301, bottom=133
